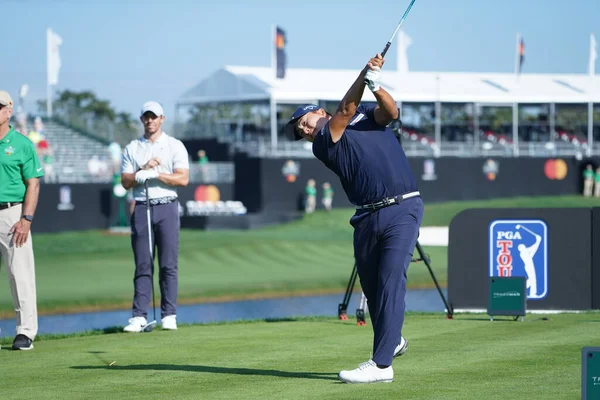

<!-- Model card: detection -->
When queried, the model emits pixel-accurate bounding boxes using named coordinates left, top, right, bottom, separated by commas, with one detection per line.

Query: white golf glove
left=365, top=66, right=381, bottom=92
left=135, top=169, right=159, bottom=184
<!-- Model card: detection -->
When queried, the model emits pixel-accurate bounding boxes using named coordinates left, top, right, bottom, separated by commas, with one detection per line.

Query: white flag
left=589, top=33, right=597, bottom=77
left=397, top=30, right=413, bottom=74
left=47, top=28, right=63, bottom=85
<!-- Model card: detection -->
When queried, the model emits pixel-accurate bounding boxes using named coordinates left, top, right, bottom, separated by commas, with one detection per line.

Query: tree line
left=37, top=90, right=140, bottom=144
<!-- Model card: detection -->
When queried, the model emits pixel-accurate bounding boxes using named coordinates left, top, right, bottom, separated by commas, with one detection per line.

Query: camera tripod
left=338, top=240, right=454, bottom=324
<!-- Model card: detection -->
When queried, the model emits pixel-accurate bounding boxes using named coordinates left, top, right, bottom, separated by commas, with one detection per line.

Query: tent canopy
left=178, top=65, right=600, bottom=106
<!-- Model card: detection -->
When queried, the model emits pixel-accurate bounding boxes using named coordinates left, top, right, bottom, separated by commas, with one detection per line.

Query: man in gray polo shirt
left=121, top=100, right=189, bottom=332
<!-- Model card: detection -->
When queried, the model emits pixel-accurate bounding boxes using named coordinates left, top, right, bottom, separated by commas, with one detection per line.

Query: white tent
left=179, top=65, right=600, bottom=105
left=176, top=66, right=599, bottom=156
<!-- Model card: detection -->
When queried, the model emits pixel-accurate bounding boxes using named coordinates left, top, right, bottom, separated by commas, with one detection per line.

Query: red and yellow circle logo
left=544, top=159, right=568, bottom=180
left=194, top=185, right=221, bottom=202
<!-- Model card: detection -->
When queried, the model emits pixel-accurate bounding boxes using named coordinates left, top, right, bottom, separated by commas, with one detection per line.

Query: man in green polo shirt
left=0, top=90, right=43, bottom=350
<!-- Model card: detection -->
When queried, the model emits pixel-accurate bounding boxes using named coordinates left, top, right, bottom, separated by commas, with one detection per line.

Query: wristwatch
left=22, top=214, right=34, bottom=222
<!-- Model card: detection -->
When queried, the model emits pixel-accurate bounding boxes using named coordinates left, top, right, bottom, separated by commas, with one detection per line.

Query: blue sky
left=1, top=0, right=598, bottom=125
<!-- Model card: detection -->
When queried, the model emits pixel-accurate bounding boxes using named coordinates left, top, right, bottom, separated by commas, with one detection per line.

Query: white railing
left=229, top=136, right=600, bottom=159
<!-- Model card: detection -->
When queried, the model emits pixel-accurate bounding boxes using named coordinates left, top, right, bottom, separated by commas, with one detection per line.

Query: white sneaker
left=393, top=337, right=409, bottom=358
left=338, top=360, right=394, bottom=384
left=123, top=316, right=147, bottom=333
left=161, top=315, right=177, bottom=330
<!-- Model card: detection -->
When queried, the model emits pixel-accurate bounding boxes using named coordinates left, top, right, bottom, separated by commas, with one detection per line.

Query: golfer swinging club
left=516, top=225, right=541, bottom=297
left=284, top=53, right=423, bottom=384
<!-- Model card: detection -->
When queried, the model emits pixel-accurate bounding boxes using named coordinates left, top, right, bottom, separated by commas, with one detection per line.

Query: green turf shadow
left=70, top=364, right=339, bottom=381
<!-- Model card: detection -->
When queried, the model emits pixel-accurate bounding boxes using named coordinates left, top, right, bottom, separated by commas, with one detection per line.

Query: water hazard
left=0, top=288, right=448, bottom=338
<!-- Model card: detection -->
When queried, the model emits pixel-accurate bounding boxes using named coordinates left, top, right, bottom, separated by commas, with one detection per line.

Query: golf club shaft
left=519, top=225, right=536, bottom=236
left=381, top=0, right=417, bottom=57
left=145, top=180, right=157, bottom=323
left=364, top=0, right=417, bottom=84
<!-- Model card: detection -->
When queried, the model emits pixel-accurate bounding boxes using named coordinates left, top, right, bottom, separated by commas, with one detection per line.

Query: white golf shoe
left=338, top=360, right=394, bottom=384
left=161, top=315, right=177, bottom=330
left=394, top=337, right=409, bottom=358
left=123, top=316, right=147, bottom=333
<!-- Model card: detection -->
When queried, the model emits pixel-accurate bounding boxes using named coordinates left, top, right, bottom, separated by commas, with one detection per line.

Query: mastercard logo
left=194, top=185, right=221, bottom=202
left=544, top=159, right=568, bottom=180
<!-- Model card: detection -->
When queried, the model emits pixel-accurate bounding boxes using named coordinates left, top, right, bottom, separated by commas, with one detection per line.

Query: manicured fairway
left=1, top=313, right=597, bottom=399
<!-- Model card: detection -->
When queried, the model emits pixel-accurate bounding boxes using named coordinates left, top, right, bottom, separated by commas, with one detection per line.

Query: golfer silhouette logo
left=489, top=220, right=548, bottom=299
left=516, top=224, right=542, bottom=297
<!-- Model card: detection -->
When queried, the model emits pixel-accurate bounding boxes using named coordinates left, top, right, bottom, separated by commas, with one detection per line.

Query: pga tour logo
left=489, top=220, right=548, bottom=299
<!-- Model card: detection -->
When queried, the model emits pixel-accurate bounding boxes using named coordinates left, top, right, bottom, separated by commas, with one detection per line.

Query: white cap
left=140, top=101, right=164, bottom=117
left=0, top=90, right=14, bottom=106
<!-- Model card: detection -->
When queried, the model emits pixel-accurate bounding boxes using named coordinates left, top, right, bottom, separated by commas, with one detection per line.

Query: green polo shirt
left=0, top=126, right=44, bottom=202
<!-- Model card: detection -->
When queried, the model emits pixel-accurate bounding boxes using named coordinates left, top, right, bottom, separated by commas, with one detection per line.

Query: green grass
left=420, top=194, right=600, bottom=226
left=1, top=313, right=598, bottom=399
left=0, top=195, right=595, bottom=316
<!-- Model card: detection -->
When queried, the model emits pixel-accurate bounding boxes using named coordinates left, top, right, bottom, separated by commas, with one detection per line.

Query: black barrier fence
left=593, top=209, right=600, bottom=309
left=32, top=183, right=234, bottom=233
left=27, top=155, right=599, bottom=233
left=234, top=154, right=354, bottom=214
left=448, top=207, right=599, bottom=311
left=181, top=138, right=233, bottom=162
left=234, top=155, right=589, bottom=214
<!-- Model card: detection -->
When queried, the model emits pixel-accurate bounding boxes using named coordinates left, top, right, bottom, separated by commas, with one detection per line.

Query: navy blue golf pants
left=352, top=197, right=424, bottom=366
left=130, top=201, right=180, bottom=320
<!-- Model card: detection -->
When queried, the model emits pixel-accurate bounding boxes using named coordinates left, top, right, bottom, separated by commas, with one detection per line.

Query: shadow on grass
left=455, top=316, right=556, bottom=322
left=71, top=364, right=338, bottom=381
left=263, top=317, right=298, bottom=323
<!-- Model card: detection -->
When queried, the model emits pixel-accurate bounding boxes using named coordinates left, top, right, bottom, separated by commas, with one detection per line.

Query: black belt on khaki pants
left=0, top=202, right=22, bottom=210
left=135, top=196, right=177, bottom=206
left=355, top=191, right=420, bottom=211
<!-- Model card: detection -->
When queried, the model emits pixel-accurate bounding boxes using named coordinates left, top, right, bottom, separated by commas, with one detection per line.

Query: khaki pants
left=0, top=204, right=38, bottom=340
left=584, top=179, right=594, bottom=197
left=305, top=196, right=316, bottom=213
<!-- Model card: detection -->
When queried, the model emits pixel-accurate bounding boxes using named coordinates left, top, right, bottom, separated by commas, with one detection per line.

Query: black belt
left=0, top=202, right=22, bottom=210
left=356, top=191, right=420, bottom=211
left=136, top=196, right=178, bottom=206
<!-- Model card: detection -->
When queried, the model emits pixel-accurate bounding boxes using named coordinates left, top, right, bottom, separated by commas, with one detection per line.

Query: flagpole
left=589, top=33, right=596, bottom=77
left=46, top=28, right=53, bottom=118
left=271, top=24, right=276, bottom=80
left=513, top=32, right=521, bottom=155
left=588, top=33, right=596, bottom=157
left=270, top=25, right=277, bottom=151
left=588, top=102, right=593, bottom=158
left=47, top=84, right=52, bottom=118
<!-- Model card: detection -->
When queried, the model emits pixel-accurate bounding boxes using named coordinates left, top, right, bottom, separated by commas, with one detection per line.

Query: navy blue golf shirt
left=312, top=104, right=418, bottom=209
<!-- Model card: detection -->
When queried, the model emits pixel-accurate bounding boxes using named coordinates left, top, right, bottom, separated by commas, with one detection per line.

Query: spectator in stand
left=88, top=155, right=100, bottom=178
left=197, top=149, right=209, bottom=181
left=28, top=129, right=43, bottom=146
left=98, top=155, right=109, bottom=179
left=42, top=148, right=55, bottom=183
left=108, top=141, right=123, bottom=176
left=33, top=117, right=44, bottom=137
left=322, top=182, right=334, bottom=211
left=305, top=179, right=317, bottom=214
left=583, top=164, right=594, bottom=197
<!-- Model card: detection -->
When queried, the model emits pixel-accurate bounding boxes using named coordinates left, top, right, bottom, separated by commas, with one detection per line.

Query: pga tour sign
left=489, top=220, right=548, bottom=300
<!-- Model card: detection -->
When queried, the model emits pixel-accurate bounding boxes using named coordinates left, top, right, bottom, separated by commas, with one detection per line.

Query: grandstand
left=32, top=118, right=234, bottom=185
left=32, top=119, right=113, bottom=183
left=174, top=66, right=600, bottom=158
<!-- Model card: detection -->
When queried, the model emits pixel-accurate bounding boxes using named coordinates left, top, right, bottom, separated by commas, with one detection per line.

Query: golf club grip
left=363, top=42, right=392, bottom=85
left=381, top=42, right=391, bottom=58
